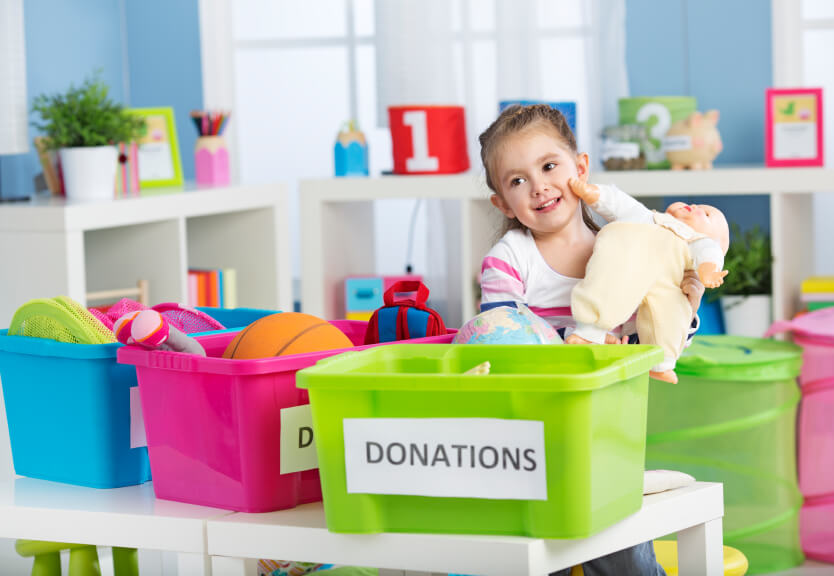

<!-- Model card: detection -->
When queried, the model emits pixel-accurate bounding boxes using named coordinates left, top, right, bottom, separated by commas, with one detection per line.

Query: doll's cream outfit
left=571, top=185, right=724, bottom=372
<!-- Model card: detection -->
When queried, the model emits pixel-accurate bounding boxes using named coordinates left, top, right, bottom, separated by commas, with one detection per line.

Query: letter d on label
left=298, top=426, right=313, bottom=448
left=367, top=441, right=384, bottom=464
left=280, top=404, right=318, bottom=474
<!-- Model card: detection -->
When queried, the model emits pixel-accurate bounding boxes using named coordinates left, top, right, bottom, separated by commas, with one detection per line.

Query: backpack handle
left=384, top=280, right=429, bottom=308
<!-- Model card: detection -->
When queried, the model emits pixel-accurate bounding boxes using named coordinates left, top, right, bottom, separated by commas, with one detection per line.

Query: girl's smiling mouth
left=536, top=197, right=561, bottom=211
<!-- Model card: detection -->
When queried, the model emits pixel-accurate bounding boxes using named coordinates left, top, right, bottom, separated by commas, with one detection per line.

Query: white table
left=208, top=482, right=724, bottom=576
left=0, top=478, right=233, bottom=575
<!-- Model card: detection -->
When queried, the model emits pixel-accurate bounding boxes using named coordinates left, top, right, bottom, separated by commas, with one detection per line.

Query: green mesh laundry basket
left=646, top=335, right=804, bottom=575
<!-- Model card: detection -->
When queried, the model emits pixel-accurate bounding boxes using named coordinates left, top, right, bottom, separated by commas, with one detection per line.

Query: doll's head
left=666, top=202, right=730, bottom=253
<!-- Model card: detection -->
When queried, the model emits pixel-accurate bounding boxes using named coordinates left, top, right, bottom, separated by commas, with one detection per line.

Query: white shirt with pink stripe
left=480, top=228, right=595, bottom=334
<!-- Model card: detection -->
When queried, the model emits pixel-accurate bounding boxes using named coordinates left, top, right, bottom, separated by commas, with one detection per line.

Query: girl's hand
left=681, top=270, right=705, bottom=319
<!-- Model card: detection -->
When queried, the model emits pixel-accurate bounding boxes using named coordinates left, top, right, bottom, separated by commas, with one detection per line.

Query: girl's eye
left=543, top=162, right=556, bottom=171
left=510, top=177, right=526, bottom=187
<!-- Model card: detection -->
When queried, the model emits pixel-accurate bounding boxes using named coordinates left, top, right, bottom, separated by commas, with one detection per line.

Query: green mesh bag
left=8, top=296, right=116, bottom=344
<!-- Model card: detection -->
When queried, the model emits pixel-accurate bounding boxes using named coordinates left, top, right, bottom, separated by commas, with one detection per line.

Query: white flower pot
left=721, top=295, right=772, bottom=338
left=59, top=145, right=118, bottom=201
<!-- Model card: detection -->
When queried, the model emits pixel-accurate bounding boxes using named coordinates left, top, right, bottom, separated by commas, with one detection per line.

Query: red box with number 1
left=388, top=105, right=469, bottom=175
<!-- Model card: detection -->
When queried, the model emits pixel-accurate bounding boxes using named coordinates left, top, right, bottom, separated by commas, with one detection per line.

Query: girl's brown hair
left=479, top=104, right=599, bottom=235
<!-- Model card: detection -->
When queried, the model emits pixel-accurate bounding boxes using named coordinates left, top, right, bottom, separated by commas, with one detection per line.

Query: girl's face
left=490, top=127, right=589, bottom=239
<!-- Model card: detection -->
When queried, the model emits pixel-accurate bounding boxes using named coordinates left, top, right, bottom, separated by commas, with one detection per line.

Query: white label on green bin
left=343, top=418, right=547, bottom=500
left=280, top=404, right=318, bottom=474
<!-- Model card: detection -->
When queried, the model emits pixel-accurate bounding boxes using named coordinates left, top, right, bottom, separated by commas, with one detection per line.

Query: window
left=201, top=0, right=613, bottom=284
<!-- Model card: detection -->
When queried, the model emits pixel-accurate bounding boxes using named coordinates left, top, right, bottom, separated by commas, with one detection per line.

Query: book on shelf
left=34, top=137, right=63, bottom=196
left=187, top=267, right=237, bottom=308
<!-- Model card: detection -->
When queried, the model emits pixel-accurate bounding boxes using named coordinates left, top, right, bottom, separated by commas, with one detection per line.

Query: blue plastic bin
left=195, top=306, right=278, bottom=332
left=0, top=331, right=150, bottom=488
left=0, top=307, right=277, bottom=488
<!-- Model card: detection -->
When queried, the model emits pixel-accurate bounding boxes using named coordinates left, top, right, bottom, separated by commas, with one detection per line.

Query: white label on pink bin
left=343, top=418, right=547, bottom=500
left=130, top=386, right=147, bottom=449
left=280, top=404, right=318, bottom=474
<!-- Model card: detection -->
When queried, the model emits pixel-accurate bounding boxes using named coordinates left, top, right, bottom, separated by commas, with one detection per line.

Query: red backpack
left=364, top=281, right=447, bottom=344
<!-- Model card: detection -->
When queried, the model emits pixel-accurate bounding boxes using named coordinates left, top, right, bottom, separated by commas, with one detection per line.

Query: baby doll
left=565, top=178, right=729, bottom=384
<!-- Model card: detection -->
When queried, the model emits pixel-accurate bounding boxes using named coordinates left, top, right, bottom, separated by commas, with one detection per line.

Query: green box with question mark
left=618, top=97, right=697, bottom=169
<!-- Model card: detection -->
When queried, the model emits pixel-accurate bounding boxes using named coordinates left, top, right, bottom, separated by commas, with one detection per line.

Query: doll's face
left=666, top=202, right=729, bottom=253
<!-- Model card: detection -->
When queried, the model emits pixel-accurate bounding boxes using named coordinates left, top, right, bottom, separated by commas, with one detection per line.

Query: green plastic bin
left=646, top=336, right=804, bottom=575
left=618, top=96, right=697, bottom=169
left=297, top=343, right=663, bottom=539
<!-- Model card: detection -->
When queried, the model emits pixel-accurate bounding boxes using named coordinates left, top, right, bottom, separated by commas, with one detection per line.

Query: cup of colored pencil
left=191, top=110, right=231, bottom=137
left=192, top=110, right=231, bottom=186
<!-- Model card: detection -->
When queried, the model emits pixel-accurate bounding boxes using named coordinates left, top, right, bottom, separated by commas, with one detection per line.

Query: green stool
left=15, top=540, right=138, bottom=576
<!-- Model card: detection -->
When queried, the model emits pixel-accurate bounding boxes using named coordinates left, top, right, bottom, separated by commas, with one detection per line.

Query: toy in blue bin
left=0, top=299, right=278, bottom=489
left=453, top=304, right=563, bottom=345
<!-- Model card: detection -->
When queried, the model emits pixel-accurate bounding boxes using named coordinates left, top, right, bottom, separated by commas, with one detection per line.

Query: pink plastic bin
left=117, top=320, right=455, bottom=512
left=767, top=309, right=834, bottom=562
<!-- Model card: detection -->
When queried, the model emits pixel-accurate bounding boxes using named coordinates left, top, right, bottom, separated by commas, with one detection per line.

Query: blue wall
left=626, top=0, right=772, bottom=236
left=126, top=0, right=203, bottom=181
left=0, top=0, right=124, bottom=200
left=626, top=0, right=772, bottom=166
left=0, top=0, right=202, bottom=201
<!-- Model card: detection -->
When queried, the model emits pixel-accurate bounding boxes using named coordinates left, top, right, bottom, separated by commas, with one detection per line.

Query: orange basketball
left=222, top=312, right=353, bottom=359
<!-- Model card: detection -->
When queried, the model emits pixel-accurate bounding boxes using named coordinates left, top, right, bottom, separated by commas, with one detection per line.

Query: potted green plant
left=31, top=73, right=146, bottom=201
left=710, top=224, right=773, bottom=337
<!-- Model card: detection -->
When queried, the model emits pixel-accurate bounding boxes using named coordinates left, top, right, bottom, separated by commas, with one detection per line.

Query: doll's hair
left=479, top=104, right=599, bottom=235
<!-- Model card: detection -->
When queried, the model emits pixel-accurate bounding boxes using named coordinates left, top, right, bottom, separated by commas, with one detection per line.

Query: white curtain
left=374, top=0, right=460, bottom=126
left=590, top=0, right=630, bottom=163
left=494, top=0, right=628, bottom=164
left=373, top=0, right=629, bottom=324
left=374, top=0, right=461, bottom=323
left=0, top=0, right=28, bottom=156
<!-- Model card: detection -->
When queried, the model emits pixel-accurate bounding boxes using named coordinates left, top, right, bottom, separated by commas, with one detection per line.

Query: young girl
left=479, top=104, right=703, bottom=342
left=478, top=104, right=703, bottom=576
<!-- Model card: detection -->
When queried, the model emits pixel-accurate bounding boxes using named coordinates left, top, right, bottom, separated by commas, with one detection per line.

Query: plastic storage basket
left=0, top=331, right=150, bottom=488
left=117, top=320, right=456, bottom=513
left=0, top=307, right=275, bottom=489
left=646, top=335, right=803, bottom=575
left=767, top=309, right=834, bottom=563
left=296, top=343, right=663, bottom=539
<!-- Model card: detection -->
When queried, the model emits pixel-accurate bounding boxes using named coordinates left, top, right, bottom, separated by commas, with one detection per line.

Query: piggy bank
left=663, top=110, right=723, bottom=170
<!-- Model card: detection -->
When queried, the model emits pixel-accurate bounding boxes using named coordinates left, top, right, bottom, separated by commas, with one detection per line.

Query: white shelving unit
left=0, top=183, right=292, bottom=328
left=301, top=167, right=834, bottom=328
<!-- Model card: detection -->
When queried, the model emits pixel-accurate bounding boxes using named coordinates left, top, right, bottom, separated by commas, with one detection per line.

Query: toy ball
left=114, top=310, right=169, bottom=348
left=222, top=312, right=354, bottom=359
left=453, top=304, right=563, bottom=345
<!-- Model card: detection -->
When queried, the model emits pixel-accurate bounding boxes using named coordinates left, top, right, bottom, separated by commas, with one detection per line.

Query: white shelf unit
left=0, top=183, right=292, bottom=328
left=301, top=167, right=834, bottom=328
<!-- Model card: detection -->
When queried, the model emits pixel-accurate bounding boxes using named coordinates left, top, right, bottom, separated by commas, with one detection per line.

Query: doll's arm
left=690, top=239, right=728, bottom=289
left=697, top=262, right=729, bottom=288
left=568, top=178, right=652, bottom=223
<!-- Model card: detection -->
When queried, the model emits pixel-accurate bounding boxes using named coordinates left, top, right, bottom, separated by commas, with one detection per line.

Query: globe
left=453, top=304, right=563, bottom=345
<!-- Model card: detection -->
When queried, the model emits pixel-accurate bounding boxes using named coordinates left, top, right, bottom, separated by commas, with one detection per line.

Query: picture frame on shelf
left=765, top=88, right=824, bottom=167
left=127, top=107, right=184, bottom=188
